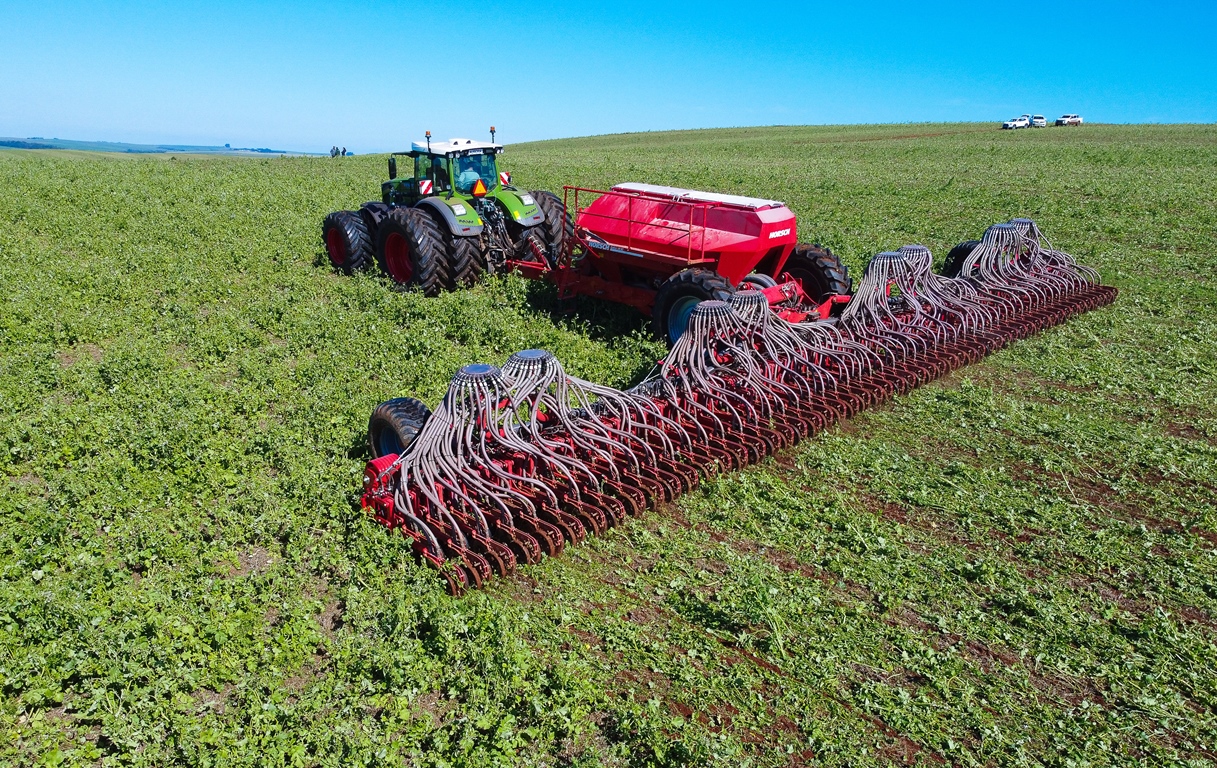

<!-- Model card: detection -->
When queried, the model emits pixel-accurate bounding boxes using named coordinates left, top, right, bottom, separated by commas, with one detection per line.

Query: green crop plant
left=0, top=123, right=1214, bottom=766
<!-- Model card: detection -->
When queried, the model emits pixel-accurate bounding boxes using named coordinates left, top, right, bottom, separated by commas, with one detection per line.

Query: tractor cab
left=382, top=138, right=508, bottom=206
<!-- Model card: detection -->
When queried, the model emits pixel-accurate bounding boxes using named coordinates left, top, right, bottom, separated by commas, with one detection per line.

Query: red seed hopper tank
left=539, top=183, right=849, bottom=342
left=575, top=183, right=797, bottom=284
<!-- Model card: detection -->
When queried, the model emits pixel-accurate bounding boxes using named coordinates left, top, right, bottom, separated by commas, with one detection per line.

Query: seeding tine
left=502, top=525, right=543, bottom=565
left=603, top=478, right=646, bottom=517
left=520, top=512, right=565, bottom=557
left=435, top=561, right=469, bottom=596
left=563, top=497, right=609, bottom=536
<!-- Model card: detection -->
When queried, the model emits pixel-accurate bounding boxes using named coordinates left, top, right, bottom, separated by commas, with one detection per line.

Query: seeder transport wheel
left=941, top=239, right=980, bottom=278
left=652, top=269, right=734, bottom=344
left=741, top=272, right=778, bottom=289
left=368, top=397, right=432, bottom=458
left=782, top=244, right=851, bottom=302
left=322, top=211, right=373, bottom=274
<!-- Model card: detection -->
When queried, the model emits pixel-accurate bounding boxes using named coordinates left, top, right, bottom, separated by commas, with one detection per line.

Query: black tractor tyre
left=652, top=268, right=735, bottom=345
left=417, top=203, right=488, bottom=287
left=530, top=190, right=576, bottom=252
left=448, top=235, right=487, bottom=286
left=511, top=224, right=548, bottom=260
left=368, top=397, right=432, bottom=458
left=942, top=239, right=980, bottom=278
left=782, top=244, right=851, bottom=303
left=374, top=208, right=452, bottom=296
left=359, top=202, right=391, bottom=242
left=322, top=210, right=373, bottom=274
left=741, top=272, right=778, bottom=289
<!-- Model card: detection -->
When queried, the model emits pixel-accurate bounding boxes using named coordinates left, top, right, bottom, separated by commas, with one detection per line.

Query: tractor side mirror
left=388, top=157, right=397, bottom=180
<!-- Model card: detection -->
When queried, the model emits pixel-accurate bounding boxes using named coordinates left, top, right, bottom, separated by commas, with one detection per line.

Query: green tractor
left=322, top=133, right=568, bottom=295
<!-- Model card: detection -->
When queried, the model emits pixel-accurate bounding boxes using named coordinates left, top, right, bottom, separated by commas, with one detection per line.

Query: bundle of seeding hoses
left=361, top=218, right=1118, bottom=593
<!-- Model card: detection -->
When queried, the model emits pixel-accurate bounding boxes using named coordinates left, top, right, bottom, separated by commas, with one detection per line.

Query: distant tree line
left=0, top=140, right=55, bottom=150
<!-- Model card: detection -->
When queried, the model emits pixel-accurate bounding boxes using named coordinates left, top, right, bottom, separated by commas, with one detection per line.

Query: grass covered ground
left=1, top=123, right=1215, bottom=767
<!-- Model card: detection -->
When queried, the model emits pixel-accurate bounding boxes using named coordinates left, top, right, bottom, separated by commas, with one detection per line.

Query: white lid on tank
left=611, top=182, right=785, bottom=210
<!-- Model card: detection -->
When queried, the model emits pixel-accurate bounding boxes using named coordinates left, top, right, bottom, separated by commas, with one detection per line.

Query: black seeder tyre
left=741, top=272, right=778, bottom=289
left=368, top=397, right=432, bottom=458
left=782, top=243, right=851, bottom=302
left=941, top=239, right=980, bottom=278
left=448, top=235, right=487, bottom=286
left=322, top=210, right=373, bottom=274
left=652, top=268, right=734, bottom=345
left=530, top=190, right=576, bottom=252
left=374, top=208, right=452, bottom=296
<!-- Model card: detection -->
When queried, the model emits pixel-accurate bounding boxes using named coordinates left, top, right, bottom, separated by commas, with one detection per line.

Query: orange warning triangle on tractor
left=472, top=178, right=488, bottom=197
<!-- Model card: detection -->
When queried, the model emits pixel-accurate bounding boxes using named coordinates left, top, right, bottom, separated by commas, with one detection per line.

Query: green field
left=1, top=123, right=1215, bottom=767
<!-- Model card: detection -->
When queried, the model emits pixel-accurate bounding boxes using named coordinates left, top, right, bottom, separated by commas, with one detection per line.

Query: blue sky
left=1, top=0, right=1213, bottom=153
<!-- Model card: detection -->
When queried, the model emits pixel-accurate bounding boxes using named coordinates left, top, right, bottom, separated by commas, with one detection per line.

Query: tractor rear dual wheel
left=322, top=211, right=373, bottom=274
left=652, top=269, right=735, bottom=345
left=374, top=208, right=452, bottom=296
left=447, top=235, right=486, bottom=287
left=783, top=244, right=851, bottom=302
left=359, top=202, right=391, bottom=241
left=407, top=206, right=488, bottom=289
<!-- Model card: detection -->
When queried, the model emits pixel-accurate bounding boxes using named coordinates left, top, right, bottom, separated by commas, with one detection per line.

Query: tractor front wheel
left=652, top=269, right=734, bottom=345
left=782, top=244, right=851, bottom=303
left=368, top=397, right=432, bottom=458
left=322, top=211, right=372, bottom=274
left=374, top=208, right=452, bottom=296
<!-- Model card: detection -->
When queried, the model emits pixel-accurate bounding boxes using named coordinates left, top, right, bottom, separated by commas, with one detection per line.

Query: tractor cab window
left=453, top=152, right=498, bottom=194
left=414, top=155, right=451, bottom=193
